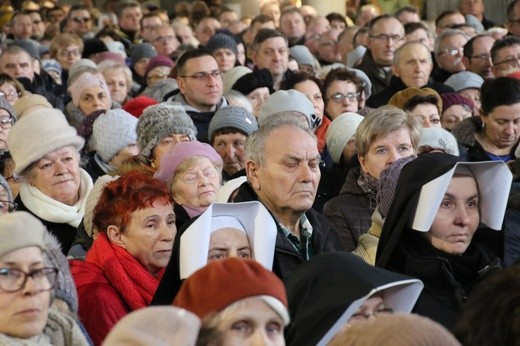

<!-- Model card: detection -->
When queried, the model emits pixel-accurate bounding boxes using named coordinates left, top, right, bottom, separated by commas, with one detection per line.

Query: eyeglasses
left=147, top=72, right=169, bottom=82
left=0, top=200, right=16, bottom=215
left=369, top=34, right=404, bottom=43
left=0, top=116, right=14, bottom=129
left=351, top=308, right=394, bottom=320
left=72, top=16, right=91, bottom=24
left=320, top=41, right=338, bottom=47
left=59, top=48, right=81, bottom=57
left=328, top=92, right=359, bottom=103
left=0, top=267, right=58, bottom=292
left=440, top=47, right=463, bottom=56
left=179, top=70, right=222, bottom=81
left=0, top=91, right=19, bottom=102
left=470, top=53, right=491, bottom=61
left=153, top=35, right=177, bottom=44
left=494, top=54, right=520, bottom=67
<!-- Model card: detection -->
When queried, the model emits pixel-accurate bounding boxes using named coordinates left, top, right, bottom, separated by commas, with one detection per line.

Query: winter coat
left=352, top=207, right=383, bottom=265
left=355, top=50, right=391, bottom=96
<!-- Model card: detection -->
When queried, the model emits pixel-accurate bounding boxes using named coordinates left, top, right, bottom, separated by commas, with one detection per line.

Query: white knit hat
left=93, top=109, right=138, bottom=163
left=222, top=66, right=252, bottom=93
left=8, top=109, right=85, bottom=175
left=326, top=112, right=364, bottom=164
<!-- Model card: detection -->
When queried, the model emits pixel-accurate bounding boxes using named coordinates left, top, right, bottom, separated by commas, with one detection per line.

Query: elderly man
left=304, top=16, right=330, bottom=56
left=233, top=115, right=344, bottom=283
left=435, top=10, right=466, bottom=34
left=164, top=48, right=227, bottom=143
left=317, top=29, right=342, bottom=66
left=431, top=29, right=469, bottom=82
left=462, top=34, right=495, bottom=79
left=279, top=7, right=306, bottom=47
left=459, top=0, right=495, bottom=30
left=252, top=29, right=290, bottom=90
left=491, top=36, right=520, bottom=77
left=367, top=41, right=454, bottom=107
left=150, top=23, right=180, bottom=59
left=355, top=14, right=405, bottom=96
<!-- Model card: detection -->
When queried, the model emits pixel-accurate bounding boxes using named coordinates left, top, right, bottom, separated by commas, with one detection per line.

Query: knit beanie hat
left=326, top=112, right=364, bottom=164
left=137, top=102, right=197, bottom=163
left=231, top=68, right=273, bottom=96
left=328, top=313, right=461, bottom=346
left=208, top=105, right=258, bottom=142
left=13, top=94, right=52, bottom=118
left=0, top=211, right=46, bottom=257
left=153, top=141, right=223, bottom=184
left=93, top=109, right=139, bottom=163
left=81, top=38, right=108, bottom=59
left=8, top=109, right=85, bottom=174
left=418, top=127, right=460, bottom=156
left=41, top=59, right=62, bottom=75
left=377, top=156, right=416, bottom=219
left=222, top=66, right=252, bottom=93
left=445, top=71, right=484, bottom=92
left=83, top=174, right=119, bottom=237
left=0, top=95, right=16, bottom=120
left=144, top=55, right=174, bottom=81
left=258, top=89, right=318, bottom=128
left=205, top=32, right=238, bottom=55
left=173, top=258, right=289, bottom=325
left=389, top=87, right=442, bottom=113
left=104, top=306, right=201, bottom=345
left=130, top=43, right=157, bottom=67
left=441, top=93, right=474, bottom=113
left=290, top=45, right=316, bottom=66
left=68, top=59, right=98, bottom=80
left=122, top=95, right=158, bottom=118
left=68, top=72, right=110, bottom=107
left=43, top=231, right=78, bottom=314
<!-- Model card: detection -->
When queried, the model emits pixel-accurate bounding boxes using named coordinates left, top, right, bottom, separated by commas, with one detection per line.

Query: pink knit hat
left=68, top=72, right=110, bottom=107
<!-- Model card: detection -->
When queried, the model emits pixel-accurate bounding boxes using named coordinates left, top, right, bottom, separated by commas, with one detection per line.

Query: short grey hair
left=434, top=29, right=469, bottom=57
left=393, top=41, right=432, bottom=66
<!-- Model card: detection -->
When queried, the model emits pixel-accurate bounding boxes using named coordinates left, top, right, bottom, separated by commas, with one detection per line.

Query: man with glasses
left=432, top=29, right=469, bottom=83
left=317, top=29, right=342, bottom=66
left=304, top=16, right=330, bottom=56
left=356, top=14, right=405, bottom=96
left=139, top=12, right=163, bottom=43
left=462, top=34, right=495, bottom=79
left=65, top=5, right=94, bottom=39
left=491, top=36, right=520, bottom=77
left=149, top=23, right=180, bottom=60
left=164, top=48, right=227, bottom=143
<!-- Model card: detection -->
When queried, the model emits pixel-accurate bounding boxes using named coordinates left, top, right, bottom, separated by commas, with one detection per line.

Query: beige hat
left=326, top=112, right=364, bottom=164
left=222, top=66, right=252, bottom=93
left=13, top=94, right=53, bottom=119
left=8, top=109, right=85, bottom=175
left=0, top=211, right=46, bottom=258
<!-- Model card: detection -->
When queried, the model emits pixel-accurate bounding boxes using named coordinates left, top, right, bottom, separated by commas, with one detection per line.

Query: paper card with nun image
left=412, top=161, right=512, bottom=232
left=180, top=201, right=277, bottom=279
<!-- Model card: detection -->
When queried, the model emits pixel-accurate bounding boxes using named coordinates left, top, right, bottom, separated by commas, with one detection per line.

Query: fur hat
left=82, top=38, right=108, bottom=59
left=0, top=211, right=46, bottom=257
left=205, top=32, right=238, bottom=55
left=441, top=92, right=474, bottom=112
left=153, top=141, right=222, bottom=184
left=173, top=258, right=289, bottom=325
left=445, top=71, right=484, bottom=92
left=8, top=109, right=85, bottom=175
left=258, top=89, right=319, bottom=128
left=122, top=96, right=158, bottom=118
left=208, top=105, right=258, bottom=142
left=222, top=66, right=252, bottom=93
left=68, top=72, right=110, bottom=107
left=389, top=87, right=442, bottom=114
left=13, top=94, right=52, bottom=118
left=93, top=109, right=138, bottom=163
left=377, top=156, right=416, bottom=219
left=130, top=43, right=157, bottom=67
left=144, top=55, right=173, bottom=81
left=136, top=102, right=197, bottom=163
left=326, top=112, right=364, bottom=164
left=418, top=127, right=460, bottom=156
left=231, top=68, right=273, bottom=96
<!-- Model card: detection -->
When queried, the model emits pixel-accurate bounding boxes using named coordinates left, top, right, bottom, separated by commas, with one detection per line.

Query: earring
left=482, top=122, right=486, bottom=130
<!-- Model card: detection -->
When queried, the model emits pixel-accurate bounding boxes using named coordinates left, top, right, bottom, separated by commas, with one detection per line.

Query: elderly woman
left=376, top=153, right=511, bottom=328
left=8, top=109, right=93, bottom=254
left=440, top=93, right=475, bottom=131
left=174, top=258, right=290, bottom=345
left=323, top=67, right=364, bottom=120
left=154, top=141, right=223, bottom=229
left=49, top=33, right=83, bottom=84
left=323, top=106, right=420, bottom=251
left=152, top=201, right=277, bottom=305
left=285, top=252, right=423, bottom=345
left=136, top=102, right=197, bottom=173
left=0, top=73, right=24, bottom=106
left=453, top=77, right=520, bottom=162
left=70, top=172, right=176, bottom=345
left=0, top=212, right=88, bottom=344
left=98, top=60, right=133, bottom=106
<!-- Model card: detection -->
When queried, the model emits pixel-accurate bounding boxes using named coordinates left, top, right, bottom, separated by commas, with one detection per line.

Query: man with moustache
left=431, top=29, right=469, bottom=83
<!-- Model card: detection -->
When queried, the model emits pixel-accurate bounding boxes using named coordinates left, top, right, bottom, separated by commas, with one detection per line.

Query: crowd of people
left=0, top=0, right=519, bottom=344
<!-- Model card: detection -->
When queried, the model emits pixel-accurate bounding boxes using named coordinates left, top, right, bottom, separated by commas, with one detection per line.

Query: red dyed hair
left=93, top=171, right=174, bottom=232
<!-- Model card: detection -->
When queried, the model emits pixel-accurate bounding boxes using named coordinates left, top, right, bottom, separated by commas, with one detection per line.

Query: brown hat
left=173, top=258, right=289, bottom=325
left=13, top=94, right=52, bottom=119
left=389, top=87, right=442, bottom=114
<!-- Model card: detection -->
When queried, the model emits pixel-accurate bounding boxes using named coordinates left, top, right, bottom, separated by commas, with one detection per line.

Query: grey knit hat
left=208, top=106, right=258, bottom=142
left=137, top=102, right=197, bottom=163
left=326, top=112, right=364, bottom=164
left=130, top=43, right=157, bottom=67
left=0, top=95, right=16, bottom=120
left=377, top=156, right=416, bottom=219
left=83, top=174, right=119, bottom=237
left=205, top=32, right=238, bottom=55
left=417, top=127, right=460, bottom=156
left=93, top=109, right=139, bottom=163
left=8, top=109, right=85, bottom=175
left=0, top=211, right=46, bottom=258
left=444, top=71, right=484, bottom=92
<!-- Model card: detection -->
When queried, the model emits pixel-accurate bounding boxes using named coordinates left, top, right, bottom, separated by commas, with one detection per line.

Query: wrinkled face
left=325, top=80, right=359, bottom=119
left=0, top=108, right=12, bottom=151
left=294, top=80, right=324, bottom=120
left=67, top=10, right=92, bottom=36
left=12, top=14, right=32, bottom=39
left=207, top=228, right=251, bottom=262
left=248, top=126, right=321, bottom=218
left=318, top=30, right=342, bottom=64
left=247, top=87, right=270, bottom=117
left=213, top=48, right=236, bottom=73
left=393, top=44, right=432, bottom=88
left=196, top=18, right=221, bottom=46
left=305, top=19, right=330, bottom=55
left=152, top=133, right=191, bottom=169
left=78, top=85, right=111, bottom=115
left=436, top=34, right=468, bottom=73
left=480, top=103, right=520, bottom=150
left=349, top=294, right=391, bottom=322
left=146, top=65, right=172, bottom=86
left=56, top=44, right=81, bottom=71
left=119, top=6, right=143, bottom=31
left=0, top=52, right=35, bottom=81
left=0, top=247, right=50, bottom=339
left=428, top=175, right=479, bottom=255
left=151, top=26, right=180, bottom=57
left=0, top=82, right=19, bottom=105
left=280, top=12, right=306, bottom=40
left=104, top=69, right=129, bottom=104
left=441, top=104, right=472, bottom=130
left=465, top=36, right=494, bottom=79
left=108, top=144, right=139, bottom=168
left=215, top=297, right=285, bottom=346
left=27, top=146, right=81, bottom=206
left=172, top=157, right=221, bottom=209
left=140, top=16, right=163, bottom=42
left=177, top=55, right=223, bottom=112
left=409, top=103, right=441, bottom=128
left=213, top=132, right=247, bottom=176
left=459, top=88, right=480, bottom=111
left=119, top=201, right=176, bottom=275
left=492, top=44, right=520, bottom=77
left=367, top=17, right=405, bottom=66
left=359, top=127, right=415, bottom=179
left=253, top=37, right=289, bottom=79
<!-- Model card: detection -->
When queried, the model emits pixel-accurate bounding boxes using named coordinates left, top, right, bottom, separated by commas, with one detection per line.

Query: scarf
left=94, top=153, right=114, bottom=174
left=86, top=232, right=164, bottom=310
left=20, top=169, right=93, bottom=228
left=182, top=204, right=207, bottom=219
